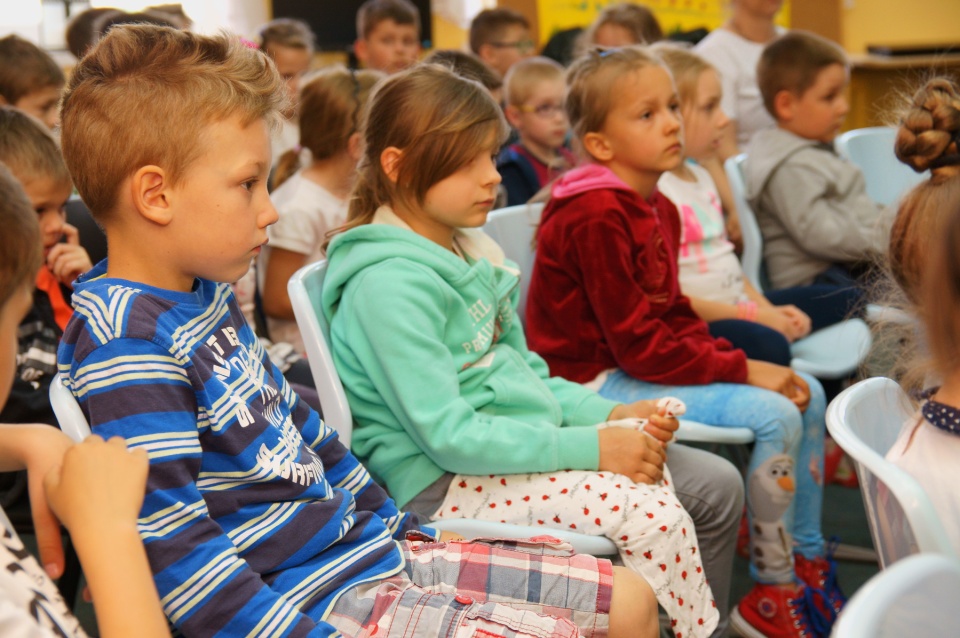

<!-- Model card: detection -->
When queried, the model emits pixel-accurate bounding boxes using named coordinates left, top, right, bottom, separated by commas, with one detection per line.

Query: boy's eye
left=242, top=179, right=259, bottom=192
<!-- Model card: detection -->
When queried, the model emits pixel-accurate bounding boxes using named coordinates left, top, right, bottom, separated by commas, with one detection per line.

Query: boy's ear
left=380, top=147, right=403, bottom=183
left=773, top=89, right=796, bottom=123
left=476, top=43, right=496, bottom=67
left=130, top=165, right=174, bottom=225
left=581, top=131, right=613, bottom=163
left=354, top=38, right=368, bottom=65
left=504, top=104, right=523, bottom=129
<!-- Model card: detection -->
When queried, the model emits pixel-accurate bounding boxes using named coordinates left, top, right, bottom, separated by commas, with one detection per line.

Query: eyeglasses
left=490, top=39, right=535, bottom=53
left=518, top=103, right=566, bottom=119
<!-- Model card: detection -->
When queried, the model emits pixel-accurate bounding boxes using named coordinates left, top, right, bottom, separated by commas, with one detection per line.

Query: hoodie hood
left=742, top=128, right=831, bottom=202
left=544, top=163, right=638, bottom=227
left=323, top=206, right=517, bottom=316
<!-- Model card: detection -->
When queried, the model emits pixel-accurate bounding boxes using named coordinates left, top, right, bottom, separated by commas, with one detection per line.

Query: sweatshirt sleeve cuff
left=556, top=426, right=600, bottom=471
left=564, top=391, right=621, bottom=427
left=718, top=350, right=749, bottom=384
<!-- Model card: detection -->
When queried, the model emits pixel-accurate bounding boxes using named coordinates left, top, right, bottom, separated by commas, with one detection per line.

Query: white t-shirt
left=261, top=172, right=348, bottom=353
left=270, top=117, right=300, bottom=172
left=0, top=510, right=87, bottom=638
left=695, top=27, right=783, bottom=149
left=658, top=163, right=744, bottom=304
left=885, top=411, right=960, bottom=556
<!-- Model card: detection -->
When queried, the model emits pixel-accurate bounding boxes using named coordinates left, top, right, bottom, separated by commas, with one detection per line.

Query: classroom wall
left=841, top=0, right=960, bottom=54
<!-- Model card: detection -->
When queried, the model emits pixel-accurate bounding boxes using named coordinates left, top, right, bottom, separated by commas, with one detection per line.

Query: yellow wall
left=842, top=0, right=960, bottom=54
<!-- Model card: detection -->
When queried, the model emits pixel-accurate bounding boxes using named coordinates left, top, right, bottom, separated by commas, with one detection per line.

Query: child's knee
left=609, top=567, right=658, bottom=638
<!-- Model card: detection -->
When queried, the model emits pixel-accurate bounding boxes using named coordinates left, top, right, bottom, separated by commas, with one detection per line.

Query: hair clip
left=597, top=47, right=621, bottom=58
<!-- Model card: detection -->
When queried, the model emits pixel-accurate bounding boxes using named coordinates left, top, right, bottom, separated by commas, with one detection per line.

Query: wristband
left=736, top=301, right=758, bottom=321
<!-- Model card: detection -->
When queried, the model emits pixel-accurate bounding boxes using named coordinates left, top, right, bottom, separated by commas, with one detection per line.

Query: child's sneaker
left=795, top=550, right=846, bottom=618
left=730, top=583, right=827, bottom=638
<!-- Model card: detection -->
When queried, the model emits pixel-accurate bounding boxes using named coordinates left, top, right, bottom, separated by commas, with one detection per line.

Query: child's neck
left=520, top=138, right=563, bottom=168
left=602, top=160, right=660, bottom=200
left=391, top=201, right=456, bottom=252
left=935, top=370, right=960, bottom=409
left=725, top=12, right=777, bottom=43
left=301, top=153, right=357, bottom=200
left=669, top=157, right=697, bottom=183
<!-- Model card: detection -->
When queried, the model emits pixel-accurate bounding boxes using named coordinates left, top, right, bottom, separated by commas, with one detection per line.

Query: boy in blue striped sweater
left=55, top=25, right=654, bottom=638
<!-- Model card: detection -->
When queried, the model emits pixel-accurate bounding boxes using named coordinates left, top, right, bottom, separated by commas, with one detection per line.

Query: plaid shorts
left=326, top=536, right=615, bottom=638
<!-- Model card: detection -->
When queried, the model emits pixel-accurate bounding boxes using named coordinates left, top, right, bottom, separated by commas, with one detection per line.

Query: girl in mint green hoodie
left=321, top=63, right=721, bottom=638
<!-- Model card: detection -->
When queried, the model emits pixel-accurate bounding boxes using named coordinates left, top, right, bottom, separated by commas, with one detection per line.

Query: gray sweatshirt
left=743, top=127, right=893, bottom=289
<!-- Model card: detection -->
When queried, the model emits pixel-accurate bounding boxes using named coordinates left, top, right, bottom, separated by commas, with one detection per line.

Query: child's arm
left=569, top=211, right=748, bottom=385
left=44, top=435, right=170, bottom=638
left=46, top=223, right=93, bottom=288
left=764, top=160, right=887, bottom=262
left=687, top=289, right=810, bottom=341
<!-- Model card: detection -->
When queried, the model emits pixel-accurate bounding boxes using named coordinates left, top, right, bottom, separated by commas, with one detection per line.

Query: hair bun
left=896, top=78, right=960, bottom=174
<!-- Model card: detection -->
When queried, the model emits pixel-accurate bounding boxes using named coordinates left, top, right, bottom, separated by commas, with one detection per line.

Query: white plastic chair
left=288, top=260, right=619, bottom=555
left=826, top=377, right=956, bottom=568
left=725, top=154, right=873, bottom=380
left=49, top=374, right=92, bottom=443
left=831, top=553, right=960, bottom=637
left=835, top=126, right=927, bottom=207
left=482, top=205, right=754, bottom=448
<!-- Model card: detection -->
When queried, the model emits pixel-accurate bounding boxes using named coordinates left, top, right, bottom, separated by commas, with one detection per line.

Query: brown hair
left=469, top=8, right=530, bottom=54
left=259, top=18, right=316, bottom=54
left=339, top=63, right=508, bottom=233
left=0, top=162, right=42, bottom=310
left=0, top=35, right=65, bottom=105
left=60, top=25, right=287, bottom=220
left=65, top=8, right=123, bottom=60
left=274, top=67, right=383, bottom=188
left=577, top=2, right=664, bottom=56
left=0, top=106, right=72, bottom=187
left=566, top=45, right=664, bottom=144
left=757, top=30, right=847, bottom=119
left=883, top=78, right=960, bottom=391
left=422, top=49, right=503, bottom=93
left=356, top=0, right=421, bottom=40
left=503, top=56, right=565, bottom=106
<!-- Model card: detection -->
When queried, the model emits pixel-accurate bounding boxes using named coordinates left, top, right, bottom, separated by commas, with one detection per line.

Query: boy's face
left=480, top=25, right=533, bottom=78
left=21, top=174, right=71, bottom=258
left=779, top=63, right=849, bottom=144
left=594, top=23, right=639, bottom=48
left=356, top=19, right=420, bottom=74
left=12, top=85, right=63, bottom=130
left=265, top=44, right=312, bottom=116
left=0, top=284, right=32, bottom=408
left=507, top=79, right=569, bottom=157
left=163, top=116, right=278, bottom=291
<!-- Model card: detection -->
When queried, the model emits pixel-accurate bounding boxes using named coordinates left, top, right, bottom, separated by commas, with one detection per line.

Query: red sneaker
left=730, top=583, right=825, bottom=638
left=795, top=552, right=846, bottom=618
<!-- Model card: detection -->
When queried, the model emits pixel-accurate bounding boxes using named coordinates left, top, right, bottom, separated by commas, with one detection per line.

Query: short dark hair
left=757, top=30, right=847, bottom=119
left=0, top=35, right=65, bottom=104
left=422, top=49, right=503, bottom=92
left=258, top=18, right=316, bottom=53
left=469, top=8, right=530, bottom=54
left=356, top=0, right=421, bottom=40
left=0, top=162, right=42, bottom=310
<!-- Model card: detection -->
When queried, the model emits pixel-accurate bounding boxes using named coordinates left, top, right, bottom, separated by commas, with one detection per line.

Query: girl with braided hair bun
left=885, top=76, right=960, bottom=555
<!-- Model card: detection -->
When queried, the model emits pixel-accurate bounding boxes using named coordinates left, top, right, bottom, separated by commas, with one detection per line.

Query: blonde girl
left=321, top=62, right=729, bottom=638
left=260, top=66, right=381, bottom=352
left=526, top=46, right=838, bottom=638
left=884, top=77, right=960, bottom=556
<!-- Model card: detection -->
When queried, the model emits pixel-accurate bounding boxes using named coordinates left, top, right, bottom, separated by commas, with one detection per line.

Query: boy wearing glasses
left=469, top=8, right=534, bottom=78
left=498, top=57, right=576, bottom=206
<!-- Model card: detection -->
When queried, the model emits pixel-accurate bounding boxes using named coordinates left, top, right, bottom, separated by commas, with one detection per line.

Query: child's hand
left=777, top=305, right=812, bottom=340
left=598, top=427, right=666, bottom=484
left=20, top=427, right=75, bottom=579
left=745, top=360, right=811, bottom=412
left=46, top=223, right=93, bottom=288
left=44, top=436, right=149, bottom=541
left=609, top=400, right=682, bottom=445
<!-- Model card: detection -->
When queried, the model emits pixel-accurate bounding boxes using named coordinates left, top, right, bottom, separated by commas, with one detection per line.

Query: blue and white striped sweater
left=58, top=261, right=423, bottom=637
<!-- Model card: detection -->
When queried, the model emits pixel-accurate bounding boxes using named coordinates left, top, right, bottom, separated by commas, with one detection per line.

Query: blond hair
left=0, top=106, right=71, bottom=187
left=649, top=42, right=712, bottom=110
left=757, top=30, right=847, bottom=119
left=566, top=45, right=664, bottom=143
left=339, top=63, right=507, bottom=233
left=274, top=67, right=383, bottom=188
left=60, top=25, right=287, bottom=219
left=0, top=162, right=41, bottom=309
left=503, top=56, right=565, bottom=106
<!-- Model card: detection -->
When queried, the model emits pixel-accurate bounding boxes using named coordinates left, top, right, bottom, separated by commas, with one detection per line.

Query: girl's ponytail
left=272, top=146, right=302, bottom=189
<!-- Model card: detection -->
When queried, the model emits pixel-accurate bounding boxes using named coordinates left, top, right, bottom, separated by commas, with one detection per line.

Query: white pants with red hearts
left=433, top=468, right=718, bottom=638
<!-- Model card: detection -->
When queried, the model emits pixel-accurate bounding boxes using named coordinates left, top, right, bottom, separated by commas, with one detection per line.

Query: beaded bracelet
left=736, top=301, right=758, bottom=321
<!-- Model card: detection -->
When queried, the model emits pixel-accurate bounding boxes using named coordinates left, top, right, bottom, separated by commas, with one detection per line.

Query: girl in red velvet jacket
left=525, top=46, right=842, bottom=638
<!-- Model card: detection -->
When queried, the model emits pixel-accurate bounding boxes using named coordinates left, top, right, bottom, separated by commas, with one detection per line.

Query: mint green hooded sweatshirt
left=322, top=207, right=619, bottom=507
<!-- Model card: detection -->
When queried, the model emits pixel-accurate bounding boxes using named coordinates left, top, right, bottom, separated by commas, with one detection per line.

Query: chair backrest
left=835, top=126, right=928, bottom=207
left=831, top=553, right=960, bottom=637
left=49, top=374, right=92, bottom=443
left=724, top=154, right=766, bottom=291
left=482, top=202, right=545, bottom=321
left=826, top=377, right=955, bottom=567
left=287, top=259, right=354, bottom=447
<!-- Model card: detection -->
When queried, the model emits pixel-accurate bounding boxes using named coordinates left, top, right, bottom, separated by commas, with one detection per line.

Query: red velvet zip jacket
left=525, top=164, right=749, bottom=386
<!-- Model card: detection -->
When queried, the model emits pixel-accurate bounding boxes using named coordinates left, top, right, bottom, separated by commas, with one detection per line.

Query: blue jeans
left=599, top=370, right=826, bottom=584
